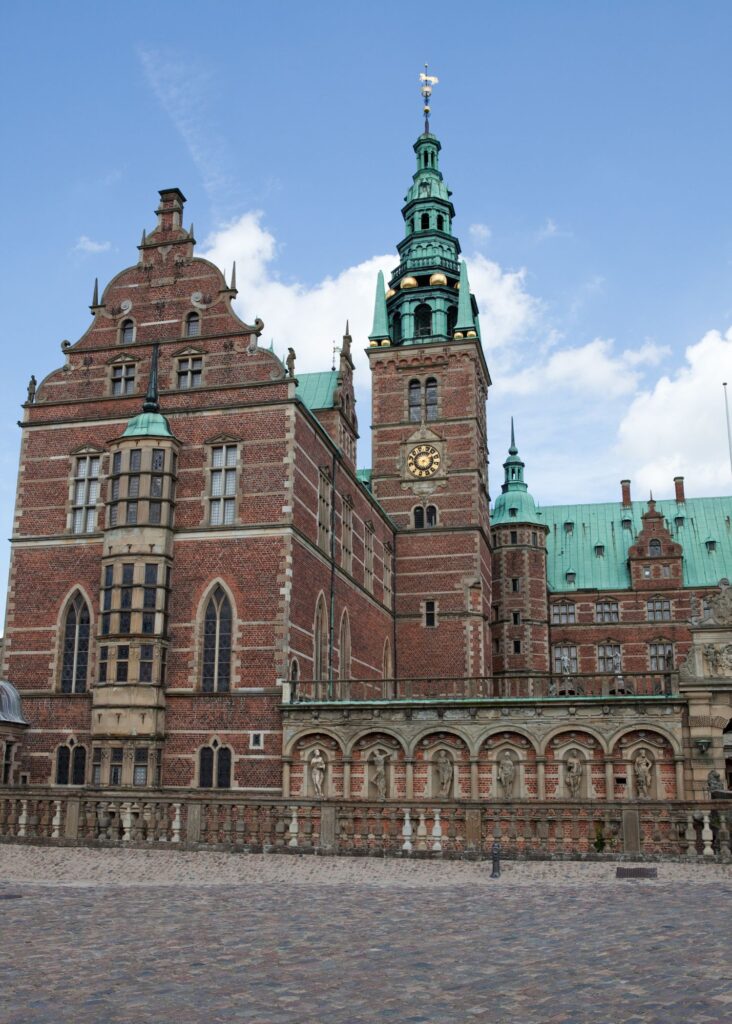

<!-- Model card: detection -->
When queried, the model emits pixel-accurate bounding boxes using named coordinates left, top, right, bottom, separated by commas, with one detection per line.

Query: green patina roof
left=538, top=497, right=732, bottom=591
left=356, top=468, right=372, bottom=491
left=295, top=371, right=339, bottom=410
left=122, top=411, right=173, bottom=438
left=491, top=421, right=544, bottom=527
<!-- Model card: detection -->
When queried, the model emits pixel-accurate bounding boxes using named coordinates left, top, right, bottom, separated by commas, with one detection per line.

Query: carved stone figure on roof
left=286, top=348, right=296, bottom=378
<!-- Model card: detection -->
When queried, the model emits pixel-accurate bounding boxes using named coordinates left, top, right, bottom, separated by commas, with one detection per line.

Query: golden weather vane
left=419, top=64, right=439, bottom=133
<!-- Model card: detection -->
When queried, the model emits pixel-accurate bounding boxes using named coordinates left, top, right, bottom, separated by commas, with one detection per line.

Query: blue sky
left=1, top=1, right=731, bottom=617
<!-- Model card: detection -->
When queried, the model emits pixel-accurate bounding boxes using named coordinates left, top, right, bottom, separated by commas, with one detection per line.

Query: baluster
left=431, top=808, right=443, bottom=852
left=51, top=800, right=62, bottom=840
left=288, top=806, right=299, bottom=847
left=402, top=807, right=413, bottom=852
left=121, top=802, right=133, bottom=842
left=684, top=812, right=697, bottom=857
left=221, top=803, right=233, bottom=846
left=17, top=799, right=28, bottom=837
left=0, top=797, right=8, bottom=836
left=170, top=803, right=181, bottom=843
left=718, top=812, right=731, bottom=858
left=274, top=804, right=288, bottom=847
left=701, top=813, right=714, bottom=857
left=522, top=807, right=533, bottom=853
left=372, top=806, right=384, bottom=851
left=415, top=809, right=428, bottom=851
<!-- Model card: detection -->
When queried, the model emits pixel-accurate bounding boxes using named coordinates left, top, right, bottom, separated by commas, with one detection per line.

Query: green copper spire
left=369, top=270, right=390, bottom=344
left=122, top=343, right=173, bottom=438
left=491, top=421, right=543, bottom=526
left=454, top=260, right=477, bottom=336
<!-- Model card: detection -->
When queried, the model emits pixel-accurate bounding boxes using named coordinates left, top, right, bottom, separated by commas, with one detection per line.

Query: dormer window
left=508, top=507, right=518, bottom=518
left=566, top=571, right=576, bottom=584
left=706, top=539, right=716, bottom=552
left=622, top=517, right=632, bottom=530
left=120, top=319, right=135, bottom=344
left=564, top=522, right=574, bottom=534
left=185, top=312, right=201, bottom=338
left=595, top=544, right=605, bottom=558
left=649, top=539, right=661, bottom=557
left=675, top=516, right=684, bottom=528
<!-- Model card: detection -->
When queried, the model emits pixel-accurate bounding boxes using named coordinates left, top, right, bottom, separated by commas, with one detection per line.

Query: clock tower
left=367, top=84, right=492, bottom=680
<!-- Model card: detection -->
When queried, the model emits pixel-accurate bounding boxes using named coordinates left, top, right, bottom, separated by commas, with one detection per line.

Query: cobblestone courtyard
left=0, top=848, right=730, bottom=1024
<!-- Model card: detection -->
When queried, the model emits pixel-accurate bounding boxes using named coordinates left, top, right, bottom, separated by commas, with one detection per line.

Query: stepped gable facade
left=1, top=119, right=731, bottom=806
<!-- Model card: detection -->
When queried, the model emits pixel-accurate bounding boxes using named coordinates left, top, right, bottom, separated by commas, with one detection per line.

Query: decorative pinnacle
left=229, top=261, right=237, bottom=292
left=143, top=343, right=161, bottom=413
left=509, top=417, right=517, bottom=455
left=90, top=277, right=99, bottom=308
left=419, top=64, right=439, bottom=133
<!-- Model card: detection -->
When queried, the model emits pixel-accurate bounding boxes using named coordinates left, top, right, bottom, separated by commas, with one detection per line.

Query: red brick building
left=2, top=120, right=731, bottom=808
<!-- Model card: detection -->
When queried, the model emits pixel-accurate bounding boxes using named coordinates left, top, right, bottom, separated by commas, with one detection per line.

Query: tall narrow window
left=383, top=546, right=393, bottom=609
left=414, top=506, right=425, bottom=530
left=425, top=377, right=438, bottom=420
left=71, top=455, right=100, bottom=534
left=120, top=319, right=135, bottom=344
left=56, top=744, right=86, bottom=785
left=420, top=213, right=429, bottom=230
left=317, top=470, right=331, bottom=551
left=364, top=526, right=374, bottom=593
left=199, top=746, right=214, bottom=787
left=414, top=303, right=432, bottom=338
left=436, top=214, right=444, bottom=231
left=209, top=444, right=237, bottom=526
left=424, top=600, right=436, bottom=627
left=177, top=355, right=203, bottom=389
left=185, top=312, right=201, bottom=338
left=341, top=500, right=353, bottom=573
left=339, top=613, right=351, bottom=680
left=597, top=643, right=622, bottom=673
left=649, top=642, right=673, bottom=671
left=111, top=362, right=136, bottom=396
left=446, top=305, right=458, bottom=336
left=649, top=539, right=662, bottom=557
left=313, top=597, right=327, bottom=681
left=552, top=644, right=577, bottom=674
left=202, top=586, right=233, bottom=692
left=60, top=593, right=90, bottom=693
left=426, top=505, right=437, bottom=527
left=392, top=313, right=402, bottom=344
left=408, top=380, right=421, bottom=422
left=199, top=743, right=232, bottom=788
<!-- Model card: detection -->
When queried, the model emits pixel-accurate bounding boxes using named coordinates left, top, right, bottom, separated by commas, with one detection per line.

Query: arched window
left=313, top=597, right=327, bottom=681
left=437, top=214, right=444, bottom=231
left=415, top=304, right=432, bottom=338
left=392, top=313, right=402, bottom=344
left=185, top=312, right=201, bottom=338
left=198, top=742, right=232, bottom=788
left=408, top=379, right=421, bottom=422
left=339, top=612, right=351, bottom=680
left=649, top=539, right=661, bottom=557
left=120, top=319, right=135, bottom=344
left=414, top=506, right=425, bottom=529
left=426, top=505, right=437, bottom=527
left=201, top=585, right=232, bottom=692
left=446, top=305, right=458, bottom=336
left=425, top=376, right=438, bottom=419
left=420, top=213, right=430, bottom=230
left=60, top=593, right=90, bottom=694
left=56, top=743, right=86, bottom=785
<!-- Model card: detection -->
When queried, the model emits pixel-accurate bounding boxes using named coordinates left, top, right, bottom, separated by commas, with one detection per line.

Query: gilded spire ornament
left=419, top=64, right=439, bottom=133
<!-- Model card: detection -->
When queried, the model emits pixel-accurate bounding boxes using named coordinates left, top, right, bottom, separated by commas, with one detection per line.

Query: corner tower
left=368, top=78, right=492, bottom=680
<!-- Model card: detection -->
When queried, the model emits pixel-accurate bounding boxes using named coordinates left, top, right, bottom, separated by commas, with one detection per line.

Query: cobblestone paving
left=0, top=856, right=730, bottom=1023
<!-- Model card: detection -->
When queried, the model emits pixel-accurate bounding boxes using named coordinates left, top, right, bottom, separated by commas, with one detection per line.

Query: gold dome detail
left=453, top=331, right=464, bottom=339
left=466, top=329, right=477, bottom=338
left=385, top=288, right=396, bottom=299
left=400, top=276, right=418, bottom=289
left=429, top=273, right=448, bottom=286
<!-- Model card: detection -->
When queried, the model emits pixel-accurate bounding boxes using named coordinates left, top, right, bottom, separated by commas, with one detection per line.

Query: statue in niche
left=633, top=748, right=653, bottom=798
left=435, top=750, right=453, bottom=797
left=565, top=752, right=583, bottom=799
left=560, top=653, right=572, bottom=676
left=371, top=749, right=388, bottom=801
left=309, top=748, right=326, bottom=799
left=497, top=752, right=516, bottom=798
left=286, top=347, right=296, bottom=378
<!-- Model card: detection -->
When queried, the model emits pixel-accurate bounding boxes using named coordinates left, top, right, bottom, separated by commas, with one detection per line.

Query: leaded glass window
left=202, top=585, right=232, bottom=692
left=60, top=594, right=90, bottom=693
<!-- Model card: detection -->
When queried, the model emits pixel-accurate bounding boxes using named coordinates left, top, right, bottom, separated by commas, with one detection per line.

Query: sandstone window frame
left=59, top=591, right=92, bottom=694
left=185, top=311, right=201, bottom=338
left=119, top=318, right=136, bottom=345
left=597, top=642, right=622, bottom=673
left=174, top=347, right=205, bottom=390
left=55, top=740, right=87, bottom=786
left=552, top=643, right=577, bottom=674
left=364, top=522, right=375, bottom=593
left=341, top=497, right=353, bottom=573
left=207, top=441, right=239, bottom=527
left=110, top=358, right=137, bottom=396
left=200, top=583, right=234, bottom=693
left=647, top=596, right=672, bottom=622
left=551, top=601, right=576, bottom=625
left=69, top=450, right=102, bottom=534
left=198, top=739, right=232, bottom=788
left=648, top=641, right=674, bottom=671
left=317, top=468, right=332, bottom=552
left=595, top=599, right=619, bottom=624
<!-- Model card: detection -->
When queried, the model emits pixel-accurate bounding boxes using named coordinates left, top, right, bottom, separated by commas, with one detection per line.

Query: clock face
left=407, top=444, right=441, bottom=478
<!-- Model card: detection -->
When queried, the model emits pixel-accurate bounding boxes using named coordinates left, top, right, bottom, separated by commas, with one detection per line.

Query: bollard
left=490, top=840, right=501, bottom=878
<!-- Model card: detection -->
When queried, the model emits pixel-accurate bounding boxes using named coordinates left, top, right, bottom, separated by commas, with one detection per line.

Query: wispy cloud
left=536, top=217, right=572, bottom=242
left=137, top=46, right=235, bottom=216
left=469, top=223, right=492, bottom=246
left=73, top=236, right=111, bottom=254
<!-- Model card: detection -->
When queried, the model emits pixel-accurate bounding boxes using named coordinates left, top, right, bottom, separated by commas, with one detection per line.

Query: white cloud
left=469, top=222, right=491, bottom=245
left=73, top=236, right=111, bottom=254
left=536, top=217, right=572, bottom=242
left=616, top=328, right=732, bottom=494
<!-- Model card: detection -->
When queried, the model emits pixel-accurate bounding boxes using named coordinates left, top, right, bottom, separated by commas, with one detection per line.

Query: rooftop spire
left=502, top=420, right=527, bottom=493
left=454, top=260, right=477, bottom=336
left=143, top=343, right=160, bottom=413
left=368, top=270, right=390, bottom=345
left=509, top=416, right=517, bottom=455
left=419, top=65, right=439, bottom=134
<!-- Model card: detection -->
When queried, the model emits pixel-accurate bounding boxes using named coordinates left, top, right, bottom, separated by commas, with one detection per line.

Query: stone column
left=281, top=757, right=291, bottom=799
left=470, top=758, right=479, bottom=801
left=674, top=756, right=685, bottom=800
left=342, top=757, right=352, bottom=800
left=405, top=759, right=414, bottom=800
left=536, top=757, right=546, bottom=801
left=605, top=760, right=615, bottom=800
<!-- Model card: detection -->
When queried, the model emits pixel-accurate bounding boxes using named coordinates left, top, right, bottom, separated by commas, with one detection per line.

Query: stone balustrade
left=0, top=787, right=728, bottom=860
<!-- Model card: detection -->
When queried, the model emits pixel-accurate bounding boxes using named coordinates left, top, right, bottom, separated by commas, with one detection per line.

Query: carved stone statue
left=497, top=752, right=516, bottom=798
left=26, top=375, right=37, bottom=404
left=707, top=769, right=724, bottom=795
left=565, top=752, right=583, bottom=799
left=560, top=653, right=572, bottom=675
left=694, top=579, right=732, bottom=626
left=372, top=749, right=388, bottom=801
left=633, top=749, right=653, bottom=798
left=310, top=748, right=326, bottom=799
left=435, top=750, right=453, bottom=797
left=286, top=347, right=296, bottom=378
left=612, top=651, right=622, bottom=675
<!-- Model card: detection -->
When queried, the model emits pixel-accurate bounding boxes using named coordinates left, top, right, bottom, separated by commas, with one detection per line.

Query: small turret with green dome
left=491, top=419, right=544, bottom=527
left=369, top=69, right=481, bottom=347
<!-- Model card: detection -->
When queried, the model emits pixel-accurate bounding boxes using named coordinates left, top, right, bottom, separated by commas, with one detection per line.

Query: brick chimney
left=621, top=479, right=631, bottom=507
left=674, top=476, right=685, bottom=503
left=155, top=188, right=187, bottom=233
